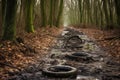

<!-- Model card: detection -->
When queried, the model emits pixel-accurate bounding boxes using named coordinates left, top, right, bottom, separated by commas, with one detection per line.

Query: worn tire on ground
left=42, top=65, right=77, bottom=78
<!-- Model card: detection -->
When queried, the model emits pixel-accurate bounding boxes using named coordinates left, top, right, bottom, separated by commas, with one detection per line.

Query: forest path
left=7, top=27, right=120, bottom=80
left=44, top=27, right=120, bottom=80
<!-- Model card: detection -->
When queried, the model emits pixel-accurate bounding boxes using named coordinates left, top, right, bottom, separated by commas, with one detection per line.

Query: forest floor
left=0, top=27, right=64, bottom=79
left=0, top=26, right=120, bottom=80
left=78, top=27, right=120, bottom=62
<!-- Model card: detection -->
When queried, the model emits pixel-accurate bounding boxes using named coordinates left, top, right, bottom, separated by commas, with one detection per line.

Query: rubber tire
left=66, top=52, right=90, bottom=61
left=42, top=65, right=77, bottom=78
left=65, top=35, right=83, bottom=48
left=66, top=36, right=83, bottom=44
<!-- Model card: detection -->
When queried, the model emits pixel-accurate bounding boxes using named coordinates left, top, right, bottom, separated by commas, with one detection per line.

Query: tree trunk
left=2, top=0, right=6, bottom=21
left=40, top=0, right=46, bottom=27
left=25, top=0, right=34, bottom=33
left=102, top=0, right=110, bottom=25
left=115, top=0, right=120, bottom=25
left=56, top=0, right=64, bottom=27
left=49, top=0, right=53, bottom=27
left=2, top=0, right=17, bottom=41
left=53, top=0, right=57, bottom=25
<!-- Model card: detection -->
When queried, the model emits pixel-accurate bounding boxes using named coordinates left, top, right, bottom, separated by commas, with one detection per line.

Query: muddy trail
left=7, top=27, right=120, bottom=80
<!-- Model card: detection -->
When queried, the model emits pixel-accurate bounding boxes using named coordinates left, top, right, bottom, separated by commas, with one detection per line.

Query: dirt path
left=2, top=27, right=120, bottom=80
left=46, top=27, right=120, bottom=80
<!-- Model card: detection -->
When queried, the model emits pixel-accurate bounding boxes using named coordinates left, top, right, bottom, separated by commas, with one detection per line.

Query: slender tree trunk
left=25, top=0, right=34, bottom=33
left=103, top=0, right=110, bottom=25
left=53, top=0, right=57, bottom=25
left=115, top=0, right=120, bottom=25
left=2, top=0, right=6, bottom=21
left=56, top=0, right=64, bottom=27
left=49, top=0, right=53, bottom=27
left=2, top=0, right=17, bottom=41
left=98, top=0, right=104, bottom=28
left=40, top=0, right=46, bottom=27
left=108, top=0, right=113, bottom=24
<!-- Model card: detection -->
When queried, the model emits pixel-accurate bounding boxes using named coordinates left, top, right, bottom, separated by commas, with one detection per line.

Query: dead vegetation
left=78, top=28, right=120, bottom=62
left=0, top=27, right=63, bottom=79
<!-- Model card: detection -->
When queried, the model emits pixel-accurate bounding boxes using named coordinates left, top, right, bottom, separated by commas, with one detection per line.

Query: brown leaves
left=79, top=28, right=120, bottom=62
left=0, top=27, right=63, bottom=79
